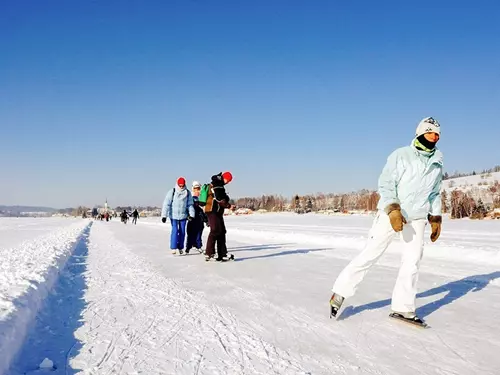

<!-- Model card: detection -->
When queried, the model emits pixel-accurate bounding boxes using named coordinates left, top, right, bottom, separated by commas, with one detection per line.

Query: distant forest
left=442, top=165, right=500, bottom=180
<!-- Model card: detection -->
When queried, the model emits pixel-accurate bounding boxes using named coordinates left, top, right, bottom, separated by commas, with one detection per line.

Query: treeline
left=443, top=165, right=500, bottom=180
left=235, top=190, right=380, bottom=212
left=59, top=206, right=161, bottom=217
left=235, top=182, right=500, bottom=220
left=234, top=196, right=288, bottom=211
left=66, top=206, right=88, bottom=216
left=442, top=181, right=500, bottom=219
left=115, top=206, right=159, bottom=212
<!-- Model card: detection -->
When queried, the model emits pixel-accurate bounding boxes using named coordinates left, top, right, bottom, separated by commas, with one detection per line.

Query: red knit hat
left=177, top=177, right=186, bottom=186
left=222, top=171, right=233, bottom=183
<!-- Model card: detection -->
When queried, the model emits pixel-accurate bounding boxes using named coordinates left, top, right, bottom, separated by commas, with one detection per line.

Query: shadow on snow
left=229, top=243, right=294, bottom=252
left=9, top=224, right=92, bottom=375
left=234, top=247, right=333, bottom=261
left=338, top=271, right=500, bottom=320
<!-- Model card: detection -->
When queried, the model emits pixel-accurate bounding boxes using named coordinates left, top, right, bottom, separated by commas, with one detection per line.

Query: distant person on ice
left=185, top=196, right=208, bottom=254
left=329, top=117, right=443, bottom=325
left=120, top=210, right=128, bottom=224
left=161, top=177, right=195, bottom=255
left=203, top=172, right=234, bottom=261
left=131, top=209, right=139, bottom=225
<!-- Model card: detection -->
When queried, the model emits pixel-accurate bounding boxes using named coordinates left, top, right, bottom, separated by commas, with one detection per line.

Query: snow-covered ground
left=2, top=214, right=500, bottom=374
left=442, top=171, right=500, bottom=191
left=0, top=218, right=84, bottom=250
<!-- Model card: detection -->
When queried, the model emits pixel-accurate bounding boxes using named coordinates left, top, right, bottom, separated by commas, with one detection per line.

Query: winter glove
left=385, top=203, right=407, bottom=232
left=161, top=217, right=166, bottom=224
left=428, top=215, right=442, bottom=242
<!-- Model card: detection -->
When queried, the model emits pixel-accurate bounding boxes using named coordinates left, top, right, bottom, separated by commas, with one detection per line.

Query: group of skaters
left=156, top=117, right=444, bottom=326
left=120, top=209, right=139, bottom=225
left=156, top=116, right=444, bottom=325
left=161, top=172, right=234, bottom=261
left=91, top=208, right=114, bottom=221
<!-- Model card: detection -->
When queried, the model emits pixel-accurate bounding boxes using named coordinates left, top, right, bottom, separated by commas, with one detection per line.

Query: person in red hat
left=203, top=172, right=234, bottom=261
left=161, top=177, right=195, bottom=255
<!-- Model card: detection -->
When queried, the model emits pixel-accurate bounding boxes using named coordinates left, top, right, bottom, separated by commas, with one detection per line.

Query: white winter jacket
left=376, top=141, right=443, bottom=221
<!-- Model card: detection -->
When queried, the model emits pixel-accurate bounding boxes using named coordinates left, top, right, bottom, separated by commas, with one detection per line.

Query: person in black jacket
left=204, top=172, right=233, bottom=261
left=131, top=209, right=139, bottom=225
left=186, top=196, right=208, bottom=253
left=120, top=210, right=128, bottom=224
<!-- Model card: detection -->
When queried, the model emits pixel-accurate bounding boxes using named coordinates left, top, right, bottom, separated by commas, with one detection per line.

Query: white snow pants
left=332, top=211, right=427, bottom=313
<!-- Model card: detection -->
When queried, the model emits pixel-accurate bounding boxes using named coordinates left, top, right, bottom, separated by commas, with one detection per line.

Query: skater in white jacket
left=330, top=117, right=443, bottom=325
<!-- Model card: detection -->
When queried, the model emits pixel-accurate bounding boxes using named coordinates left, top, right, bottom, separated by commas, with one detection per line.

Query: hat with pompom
left=222, top=172, right=233, bottom=183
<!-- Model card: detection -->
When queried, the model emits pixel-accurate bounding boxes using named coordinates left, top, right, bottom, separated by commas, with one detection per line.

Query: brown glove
left=428, top=215, right=442, bottom=242
left=385, top=203, right=407, bottom=232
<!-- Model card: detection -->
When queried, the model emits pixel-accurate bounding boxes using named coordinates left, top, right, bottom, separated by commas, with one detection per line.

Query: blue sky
left=1, top=0, right=499, bottom=208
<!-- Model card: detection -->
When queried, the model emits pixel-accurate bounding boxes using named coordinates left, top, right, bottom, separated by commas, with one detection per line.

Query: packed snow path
left=6, top=214, right=500, bottom=374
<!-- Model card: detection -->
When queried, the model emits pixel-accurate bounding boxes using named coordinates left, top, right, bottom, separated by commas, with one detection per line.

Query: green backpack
left=198, top=184, right=211, bottom=206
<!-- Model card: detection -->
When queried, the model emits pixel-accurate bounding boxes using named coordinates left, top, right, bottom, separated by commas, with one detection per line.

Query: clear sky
left=1, top=0, right=499, bottom=208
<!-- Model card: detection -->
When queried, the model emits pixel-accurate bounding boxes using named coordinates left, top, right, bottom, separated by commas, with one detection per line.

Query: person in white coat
left=330, top=117, right=443, bottom=324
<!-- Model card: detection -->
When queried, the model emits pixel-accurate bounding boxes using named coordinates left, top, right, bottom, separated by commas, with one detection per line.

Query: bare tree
left=441, top=190, right=448, bottom=213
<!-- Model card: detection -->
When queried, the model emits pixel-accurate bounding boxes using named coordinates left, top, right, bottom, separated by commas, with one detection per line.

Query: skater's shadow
left=416, top=271, right=500, bottom=318
left=338, top=271, right=500, bottom=320
left=230, top=243, right=293, bottom=252
left=234, top=248, right=332, bottom=261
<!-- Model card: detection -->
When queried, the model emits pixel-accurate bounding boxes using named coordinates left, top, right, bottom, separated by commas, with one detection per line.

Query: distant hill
left=441, top=171, right=500, bottom=205
left=0, top=205, right=56, bottom=214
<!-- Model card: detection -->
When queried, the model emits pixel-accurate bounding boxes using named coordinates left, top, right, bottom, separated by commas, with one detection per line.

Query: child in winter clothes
left=185, top=196, right=208, bottom=253
left=330, top=117, right=443, bottom=325
left=192, top=181, right=201, bottom=197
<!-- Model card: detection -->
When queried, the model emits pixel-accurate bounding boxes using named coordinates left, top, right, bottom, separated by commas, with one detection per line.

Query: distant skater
left=131, top=209, right=139, bottom=225
left=120, top=210, right=128, bottom=224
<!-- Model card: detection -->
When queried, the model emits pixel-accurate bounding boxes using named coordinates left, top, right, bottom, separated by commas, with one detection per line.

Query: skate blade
left=389, top=313, right=429, bottom=328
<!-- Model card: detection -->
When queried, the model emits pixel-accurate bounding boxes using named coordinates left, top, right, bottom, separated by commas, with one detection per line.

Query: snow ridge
left=0, top=221, right=90, bottom=374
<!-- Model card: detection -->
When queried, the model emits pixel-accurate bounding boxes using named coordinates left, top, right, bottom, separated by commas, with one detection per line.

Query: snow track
left=69, top=222, right=331, bottom=374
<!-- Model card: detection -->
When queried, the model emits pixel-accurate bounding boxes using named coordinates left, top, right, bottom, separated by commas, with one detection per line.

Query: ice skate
left=329, top=293, right=344, bottom=319
left=215, top=254, right=234, bottom=262
left=389, top=311, right=428, bottom=328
